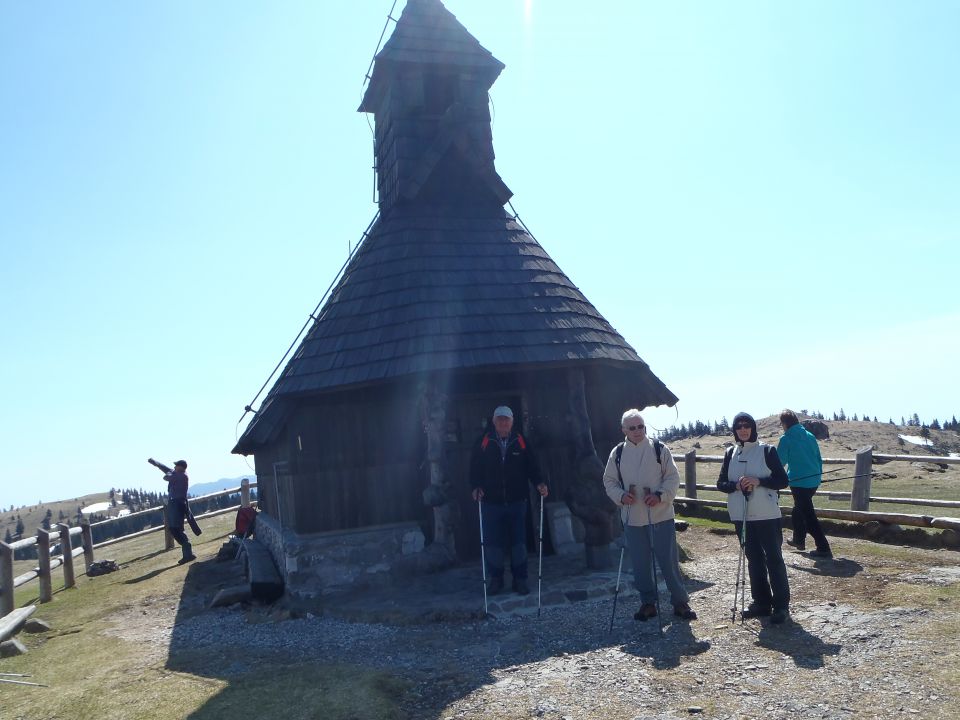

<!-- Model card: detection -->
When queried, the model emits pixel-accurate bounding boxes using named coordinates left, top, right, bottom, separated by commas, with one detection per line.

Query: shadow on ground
left=756, top=619, right=842, bottom=669
left=162, top=544, right=716, bottom=718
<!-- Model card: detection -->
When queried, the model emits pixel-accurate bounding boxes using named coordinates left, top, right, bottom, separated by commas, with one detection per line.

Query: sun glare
left=524, top=0, right=534, bottom=24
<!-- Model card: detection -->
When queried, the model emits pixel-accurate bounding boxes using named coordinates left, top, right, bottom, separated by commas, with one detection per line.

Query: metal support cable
left=237, top=212, right=380, bottom=424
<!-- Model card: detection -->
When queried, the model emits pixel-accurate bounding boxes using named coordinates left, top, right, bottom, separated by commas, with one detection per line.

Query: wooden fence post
left=58, top=523, right=76, bottom=589
left=162, top=504, right=174, bottom=550
left=81, top=522, right=95, bottom=571
left=684, top=450, right=697, bottom=499
left=0, top=541, right=14, bottom=617
left=241, top=478, right=250, bottom=508
left=851, top=446, right=874, bottom=511
left=37, top=529, right=53, bottom=603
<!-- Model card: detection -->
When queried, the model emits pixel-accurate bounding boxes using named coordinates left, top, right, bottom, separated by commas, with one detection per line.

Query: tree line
left=656, top=411, right=960, bottom=443
left=4, top=487, right=257, bottom=559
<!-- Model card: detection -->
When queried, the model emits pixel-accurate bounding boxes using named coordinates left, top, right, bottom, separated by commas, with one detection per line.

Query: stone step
left=242, top=539, right=283, bottom=601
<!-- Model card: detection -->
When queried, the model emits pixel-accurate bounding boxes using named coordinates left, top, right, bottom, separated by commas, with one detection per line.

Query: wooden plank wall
left=254, top=367, right=670, bottom=559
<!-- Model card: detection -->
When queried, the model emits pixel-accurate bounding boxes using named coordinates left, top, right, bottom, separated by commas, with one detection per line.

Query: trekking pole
left=819, top=470, right=880, bottom=485
left=731, top=462, right=750, bottom=624
left=788, top=467, right=845, bottom=484
left=478, top=498, right=489, bottom=617
left=608, top=499, right=632, bottom=633
left=537, top=493, right=544, bottom=618
left=737, top=485, right=752, bottom=622
left=644, top=488, right=664, bottom=635
left=731, top=520, right=745, bottom=623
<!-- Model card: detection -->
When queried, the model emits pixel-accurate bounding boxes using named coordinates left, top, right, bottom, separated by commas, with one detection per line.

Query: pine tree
left=852, top=414, right=859, bottom=421
left=931, top=419, right=941, bottom=430
left=3, top=528, right=11, bottom=543
left=15, top=517, right=24, bottom=538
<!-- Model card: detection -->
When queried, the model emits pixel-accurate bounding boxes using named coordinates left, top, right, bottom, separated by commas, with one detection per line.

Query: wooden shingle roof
left=233, top=1, right=677, bottom=453
left=359, top=0, right=504, bottom=114
left=234, top=207, right=677, bottom=451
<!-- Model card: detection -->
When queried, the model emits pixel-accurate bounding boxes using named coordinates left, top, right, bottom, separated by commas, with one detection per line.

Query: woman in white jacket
left=603, top=409, right=696, bottom=622
left=717, top=412, right=791, bottom=624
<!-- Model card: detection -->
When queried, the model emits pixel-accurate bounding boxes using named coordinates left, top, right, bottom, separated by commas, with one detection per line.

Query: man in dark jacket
left=149, top=458, right=197, bottom=565
left=470, top=406, right=548, bottom=595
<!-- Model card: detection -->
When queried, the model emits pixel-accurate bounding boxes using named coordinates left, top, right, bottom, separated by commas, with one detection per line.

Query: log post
left=851, top=446, right=874, bottom=511
left=0, top=541, right=14, bottom=617
left=58, top=523, right=76, bottom=589
left=684, top=450, right=697, bottom=499
left=565, top=368, right=614, bottom=568
left=420, top=383, right=456, bottom=559
left=162, top=503, right=174, bottom=550
left=240, top=478, right=251, bottom=508
left=37, top=530, right=53, bottom=603
left=80, top=522, right=95, bottom=571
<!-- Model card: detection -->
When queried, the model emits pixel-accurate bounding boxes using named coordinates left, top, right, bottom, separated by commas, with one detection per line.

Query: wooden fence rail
left=0, top=480, right=256, bottom=619
left=679, top=447, right=960, bottom=532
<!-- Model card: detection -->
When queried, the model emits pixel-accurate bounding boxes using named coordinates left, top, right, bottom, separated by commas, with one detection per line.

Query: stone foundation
left=252, top=512, right=426, bottom=601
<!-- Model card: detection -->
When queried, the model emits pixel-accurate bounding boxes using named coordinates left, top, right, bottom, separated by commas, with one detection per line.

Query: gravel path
left=104, top=527, right=959, bottom=719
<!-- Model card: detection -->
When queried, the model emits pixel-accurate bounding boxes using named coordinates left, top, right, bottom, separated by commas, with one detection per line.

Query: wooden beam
left=684, top=450, right=697, bottom=499
left=0, top=606, right=36, bottom=642
left=851, top=447, right=873, bottom=511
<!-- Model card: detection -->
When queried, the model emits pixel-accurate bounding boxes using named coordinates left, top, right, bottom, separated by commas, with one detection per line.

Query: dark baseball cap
left=175, top=460, right=188, bottom=468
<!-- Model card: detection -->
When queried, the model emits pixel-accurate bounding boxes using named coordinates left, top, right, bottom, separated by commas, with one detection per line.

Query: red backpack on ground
left=235, top=506, right=257, bottom=537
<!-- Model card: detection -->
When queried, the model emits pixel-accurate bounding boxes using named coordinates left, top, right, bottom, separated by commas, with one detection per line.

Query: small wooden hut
left=233, top=0, right=677, bottom=588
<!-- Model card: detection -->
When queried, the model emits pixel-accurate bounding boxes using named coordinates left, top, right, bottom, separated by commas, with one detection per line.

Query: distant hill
left=1, top=475, right=256, bottom=543
left=189, top=476, right=256, bottom=498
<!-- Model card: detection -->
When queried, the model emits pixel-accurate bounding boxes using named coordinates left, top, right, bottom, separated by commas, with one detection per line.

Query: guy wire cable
left=238, top=211, right=379, bottom=425
left=241, top=1, right=399, bottom=428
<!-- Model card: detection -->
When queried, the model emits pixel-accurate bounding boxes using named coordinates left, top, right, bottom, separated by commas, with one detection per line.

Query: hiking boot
left=673, top=603, right=697, bottom=621
left=770, top=608, right=789, bottom=625
left=786, top=538, right=805, bottom=551
left=178, top=554, right=197, bottom=565
left=808, top=549, right=834, bottom=559
left=488, top=577, right=504, bottom=595
left=740, top=604, right=772, bottom=620
left=512, top=579, right=530, bottom=596
left=633, top=603, right=657, bottom=622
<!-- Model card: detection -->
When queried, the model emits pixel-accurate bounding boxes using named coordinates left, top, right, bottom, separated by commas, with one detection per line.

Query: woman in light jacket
left=717, top=412, right=791, bottom=623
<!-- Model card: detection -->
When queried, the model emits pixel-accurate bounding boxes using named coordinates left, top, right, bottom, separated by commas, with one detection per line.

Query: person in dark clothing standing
left=717, top=412, right=791, bottom=623
left=149, top=458, right=197, bottom=564
left=470, top=406, right=548, bottom=595
left=777, top=409, right=833, bottom=558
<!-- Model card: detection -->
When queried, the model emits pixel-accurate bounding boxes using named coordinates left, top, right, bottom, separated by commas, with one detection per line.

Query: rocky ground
left=103, top=525, right=960, bottom=720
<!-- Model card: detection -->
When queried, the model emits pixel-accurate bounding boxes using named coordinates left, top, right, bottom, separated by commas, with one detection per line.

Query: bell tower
left=358, top=0, right=512, bottom=212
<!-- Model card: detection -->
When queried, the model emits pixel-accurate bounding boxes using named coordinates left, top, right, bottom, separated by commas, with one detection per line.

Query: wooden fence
left=676, top=446, right=960, bottom=532
left=0, top=480, right=257, bottom=620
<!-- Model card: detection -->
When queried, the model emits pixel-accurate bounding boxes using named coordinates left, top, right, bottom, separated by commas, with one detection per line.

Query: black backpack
left=614, top=440, right=663, bottom=490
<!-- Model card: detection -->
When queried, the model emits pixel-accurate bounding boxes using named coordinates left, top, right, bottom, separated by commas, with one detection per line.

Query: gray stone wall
left=252, top=513, right=426, bottom=601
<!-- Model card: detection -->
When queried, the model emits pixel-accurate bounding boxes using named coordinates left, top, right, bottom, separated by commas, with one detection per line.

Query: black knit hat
left=731, top=412, right=757, bottom=444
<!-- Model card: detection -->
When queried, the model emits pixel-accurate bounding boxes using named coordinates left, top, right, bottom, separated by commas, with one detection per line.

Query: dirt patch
left=92, top=527, right=960, bottom=720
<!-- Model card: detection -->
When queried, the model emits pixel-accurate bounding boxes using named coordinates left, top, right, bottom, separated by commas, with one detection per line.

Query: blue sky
left=2, top=1, right=958, bottom=510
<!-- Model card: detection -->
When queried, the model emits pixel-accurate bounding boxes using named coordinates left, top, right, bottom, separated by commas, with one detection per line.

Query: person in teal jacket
left=777, top=410, right=832, bottom=558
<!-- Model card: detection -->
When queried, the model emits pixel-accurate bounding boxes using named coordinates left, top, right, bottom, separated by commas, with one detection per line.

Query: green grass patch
left=1, top=513, right=409, bottom=720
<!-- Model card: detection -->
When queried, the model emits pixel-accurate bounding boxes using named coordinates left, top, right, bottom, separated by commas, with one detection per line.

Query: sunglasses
left=626, top=424, right=645, bottom=431
left=734, top=423, right=751, bottom=430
